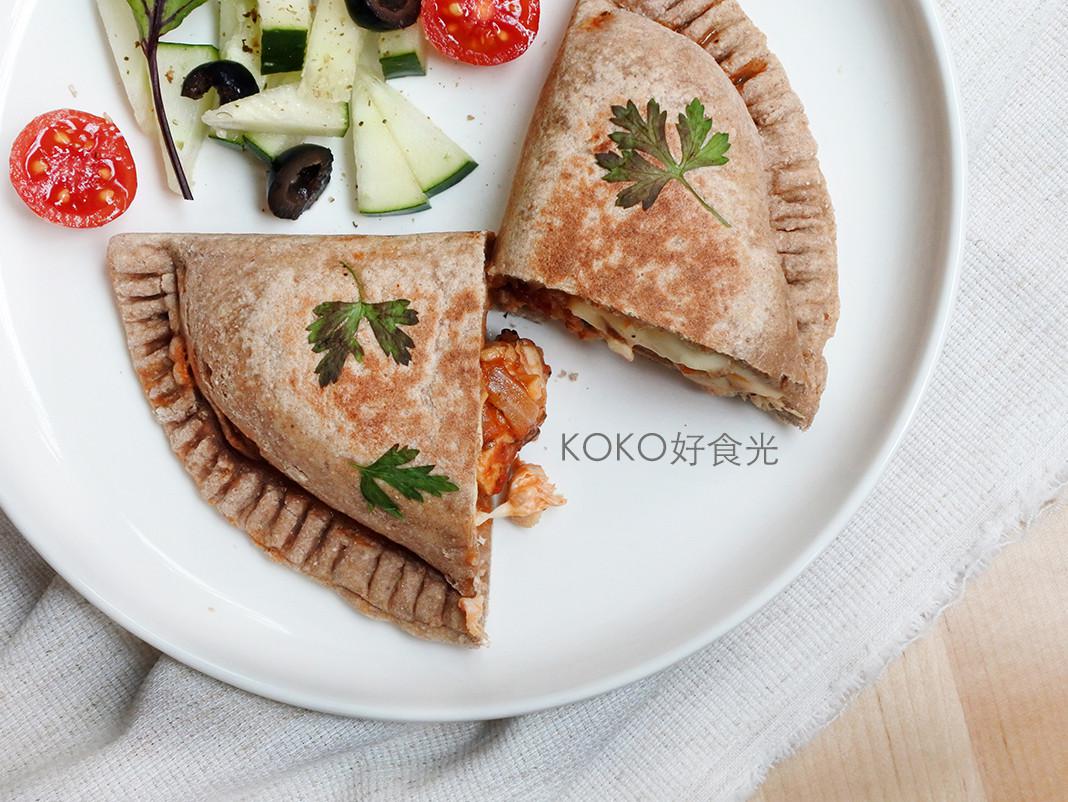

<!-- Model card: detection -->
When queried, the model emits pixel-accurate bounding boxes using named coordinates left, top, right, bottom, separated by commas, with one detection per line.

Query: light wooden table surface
left=751, top=491, right=1068, bottom=802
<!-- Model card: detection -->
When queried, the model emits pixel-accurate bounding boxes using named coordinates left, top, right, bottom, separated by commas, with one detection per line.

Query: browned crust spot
left=110, top=239, right=484, bottom=647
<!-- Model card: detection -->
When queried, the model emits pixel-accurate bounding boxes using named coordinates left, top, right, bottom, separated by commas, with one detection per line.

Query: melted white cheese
left=567, top=299, right=785, bottom=402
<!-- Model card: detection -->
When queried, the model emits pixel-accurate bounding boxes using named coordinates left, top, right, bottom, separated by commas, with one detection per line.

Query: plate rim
left=0, top=0, right=967, bottom=721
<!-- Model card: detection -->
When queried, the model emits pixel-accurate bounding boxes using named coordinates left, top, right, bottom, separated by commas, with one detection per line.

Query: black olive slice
left=181, top=61, right=261, bottom=106
left=345, top=0, right=421, bottom=31
left=267, top=145, right=334, bottom=221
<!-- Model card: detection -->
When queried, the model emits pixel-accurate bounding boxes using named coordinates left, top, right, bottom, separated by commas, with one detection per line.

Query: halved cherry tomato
left=421, top=0, right=540, bottom=66
left=9, top=109, right=137, bottom=229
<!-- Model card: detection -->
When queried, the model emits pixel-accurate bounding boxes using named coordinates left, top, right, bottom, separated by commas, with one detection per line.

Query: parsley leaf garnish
left=595, top=98, right=732, bottom=227
left=352, top=445, right=460, bottom=519
left=307, top=263, right=419, bottom=387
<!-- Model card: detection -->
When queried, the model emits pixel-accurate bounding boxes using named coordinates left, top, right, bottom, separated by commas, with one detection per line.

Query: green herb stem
left=342, top=261, right=366, bottom=300
left=677, top=175, right=731, bottom=229
left=143, top=35, right=194, bottom=201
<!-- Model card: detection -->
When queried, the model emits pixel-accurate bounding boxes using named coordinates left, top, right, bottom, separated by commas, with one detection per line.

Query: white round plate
left=0, top=0, right=963, bottom=720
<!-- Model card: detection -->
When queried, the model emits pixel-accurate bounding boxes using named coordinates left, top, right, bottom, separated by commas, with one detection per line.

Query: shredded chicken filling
left=478, top=462, right=565, bottom=528
left=477, top=331, right=563, bottom=526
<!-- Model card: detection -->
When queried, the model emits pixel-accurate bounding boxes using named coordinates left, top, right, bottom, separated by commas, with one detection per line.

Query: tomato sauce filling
left=477, top=330, right=550, bottom=505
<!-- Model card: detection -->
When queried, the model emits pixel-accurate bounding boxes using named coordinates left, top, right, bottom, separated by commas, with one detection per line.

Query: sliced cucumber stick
left=351, top=83, right=429, bottom=215
left=95, top=0, right=154, bottom=134
left=245, top=132, right=304, bottom=163
left=204, top=83, right=349, bottom=137
left=301, top=0, right=364, bottom=102
left=259, top=0, right=310, bottom=74
left=264, top=72, right=303, bottom=89
left=210, top=131, right=246, bottom=149
left=360, top=71, right=476, bottom=197
left=212, top=128, right=245, bottom=147
left=357, top=31, right=385, bottom=80
left=220, top=0, right=262, bottom=79
left=378, top=26, right=427, bottom=79
left=217, top=2, right=272, bottom=148
left=156, top=44, right=219, bottom=195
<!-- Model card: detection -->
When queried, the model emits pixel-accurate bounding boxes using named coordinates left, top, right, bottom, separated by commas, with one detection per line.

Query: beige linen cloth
left=2, top=1, right=1067, bottom=799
